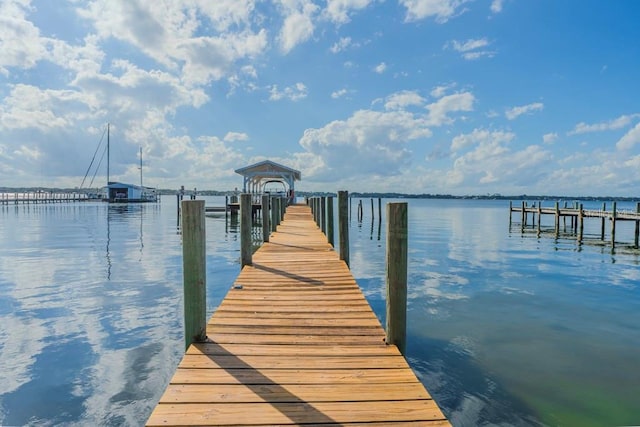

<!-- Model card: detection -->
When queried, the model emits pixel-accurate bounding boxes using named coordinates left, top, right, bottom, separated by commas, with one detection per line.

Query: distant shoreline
left=1, top=187, right=638, bottom=202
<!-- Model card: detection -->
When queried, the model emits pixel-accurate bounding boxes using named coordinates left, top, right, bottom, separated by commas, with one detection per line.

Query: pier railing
left=1, top=191, right=91, bottom=205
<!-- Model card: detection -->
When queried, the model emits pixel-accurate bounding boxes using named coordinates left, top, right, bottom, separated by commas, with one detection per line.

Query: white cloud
left=330, top=37, right=353, bottom=53
left=384, top=90, right=426, bottom=110
left=430, top=83, right=457, bottom=98
left=490, top=0, right=504, bottom=13
left=399, top=0, right=470, bottom=23
left=324, top=0, right=374, bottom=24
left=269, top=82, right=308, bottom=101
left=299, top=108, right=432, bottom=179
left=616, top=122, right=640, bottom=150
left=450, top=129, right=551, bottom=189
left=224, top=132, right=249, bottom=142
left=331, top=88, right=348, bottom=99
left=446, top=38, right=495, bottom=60
left=426, top=92, right=475, bottom=125
left=505, top=102, right=544, bottom=120
left=451, top=128, right=515, bottom=153
left=542, top=133, right=558, bottom=144
left=374, top=62, right=387, bottom=73
left=568, top=114, right=640, bottom=135
left=277, top=1, right=318, bottom=54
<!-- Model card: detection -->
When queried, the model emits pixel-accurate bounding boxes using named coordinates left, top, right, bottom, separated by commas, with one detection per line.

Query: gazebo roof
left=235, top=160, right=301, bottom=181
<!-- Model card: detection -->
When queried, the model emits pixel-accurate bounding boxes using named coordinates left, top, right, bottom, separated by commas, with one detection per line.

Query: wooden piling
left=240, top=194, right=253, bottom=267
left=577, top=203, right=584, bottom=243
left=521, top=201, right=526, bottom=228
left=601, top=202, right=606, bottom=240
left=386, top=202, right=408, bottom=355
left=371, top=198, right=374, bottom=219
left=338, top=190, right=350, bottom=267
left=611, top=202, right=617, bottom=248
left=537, top=202, right=542, bottom=235
left=635, top=202, right=640, bottom=248
left=270, top=196, right=277, bottom=232
left=554, top=201, right=560, bottom=235
left=181, top=200, right=206, bottom=350
left=261, top=195, right=270, bottom=243
left=321, top=196, right=327, bottom=236
left=327, top=196, right=335, bottom=247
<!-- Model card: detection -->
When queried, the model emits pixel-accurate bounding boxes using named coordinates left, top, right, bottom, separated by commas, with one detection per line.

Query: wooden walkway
left=147, top=204, right=449, bottom=426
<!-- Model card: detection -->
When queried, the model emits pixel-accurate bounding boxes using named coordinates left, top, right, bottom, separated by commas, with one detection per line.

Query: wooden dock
left=510, top=200, right=640, bottom=247
left=147, top=204, right=449, bottom=426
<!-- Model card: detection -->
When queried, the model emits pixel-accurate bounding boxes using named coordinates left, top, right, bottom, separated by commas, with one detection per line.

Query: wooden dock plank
left=147, top=204, right=449, bottom=426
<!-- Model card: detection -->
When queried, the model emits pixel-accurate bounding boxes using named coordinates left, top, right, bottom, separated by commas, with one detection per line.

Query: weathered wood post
left=554, top=201, right=560, bottom=236
left=635, top=202, right=640, bottom=248
left=181, top=200, right=206, bottom=350
left=601, top=202, right=606, bottom=240
left=532, top=202, right=537, bottom=226
left=577, top=203, right=584, bottom=243
left=271, top=196, right=278, bottom=232
left=371, top=198, right=374, bottom=219
left=338, top=191, right=350, bottom=267
left=280, top=196, right=286, bottom=221
left=327, top=196, right=335, bottom=247
left=537, top=202, right=542, bottom=235
left=358, top=200, right=363, bottom=221
left=563, top=201, right=567, bottom=230
left=262, top=195, right=270, bottom=243
left=321, top=197, right=327, bottom=236
left=611, top=201, right=617, bottom=249
left=240, top=194, right=253, bottom=267
left=509, top=201, right=513, bottom=228
left=386, top=202, right=408, bottom=355
left=521, top=201, right=526, bottom=231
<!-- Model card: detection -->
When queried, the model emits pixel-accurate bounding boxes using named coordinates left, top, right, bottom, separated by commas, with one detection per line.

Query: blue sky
left=1, top=0, right=639, bottom=196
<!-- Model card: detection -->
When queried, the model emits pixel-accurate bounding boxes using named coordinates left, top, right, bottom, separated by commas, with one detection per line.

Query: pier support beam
left=262, top=195, right=270, bottom=243
left=327, top=196, right=335, bottom=247
left=611, top=202, right=617, bottom=249
left=181, top=200, right=206, bottom=350
left=635, top=202, right=640, bottom=248
left=338, top=191, right=350, bottom=267
left=240, top=194, right=253, bottom=267
left=601, top=203, right=606, bottom=241
left=386, top=202, right=408, bottom=355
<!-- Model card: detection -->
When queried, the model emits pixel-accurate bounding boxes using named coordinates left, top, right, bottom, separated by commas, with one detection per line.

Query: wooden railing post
left=240, top=194, right=253, bottom=267
left=181, top=200, right=206, bottom=350
left=262, top=195, right=270, bottom=243
left=271, top=196, right=278, bottom=232
left=386, top=202, right=408, bottom=355
left=327, top=196, right=335, bottom=247
left=321, top=197, right=327, bottom=236
left=338, top=191, right=350, bottom=267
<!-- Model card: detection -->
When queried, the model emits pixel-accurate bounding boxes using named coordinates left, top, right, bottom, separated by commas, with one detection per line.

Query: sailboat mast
left=139, top=147, right=143, bottom=188
left=107, top=123, right=110, bottom=185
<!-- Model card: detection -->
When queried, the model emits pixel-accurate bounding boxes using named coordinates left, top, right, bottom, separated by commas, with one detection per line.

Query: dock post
left=262, top=195, right=270, bottom=243
left=386, top=202, right=408, bottom=355
left=601, top=202, right=606, bottom=240
left=521, top=201, right=525, bottom=231
left=577, top=203, right=584, bottom=243
left=281, top=196, right=286, bottom=221
left=327, top=196, right=335, bottom=247
left=240, top=194, right=253, bottom=267
left=321, top=197, right=327, bottom=236
left=338, top=191, right=350, bottom=267
left=537, top=202, right=542, bottom=235
left=554, top=201, right=560, bottom=236
left=509, top=201, right=513, bottom=228
left=371, top=198, right=374, bottom=220
left=611, top=202, right=617, bottom=249
left=181, top=200, right=206, bottom=350
left=635, top=202, right=640, bottom=248
left=532, top=202, right=536, bottom=226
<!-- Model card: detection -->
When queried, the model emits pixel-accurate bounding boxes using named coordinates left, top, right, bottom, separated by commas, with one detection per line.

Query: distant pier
left=1, top=191, right=90, bottom=205
left=509, top=200, right=640, bottom=248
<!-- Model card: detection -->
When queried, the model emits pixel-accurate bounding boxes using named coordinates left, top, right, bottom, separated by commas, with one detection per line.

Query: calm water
left=1, top=196, right=639, bottom=426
